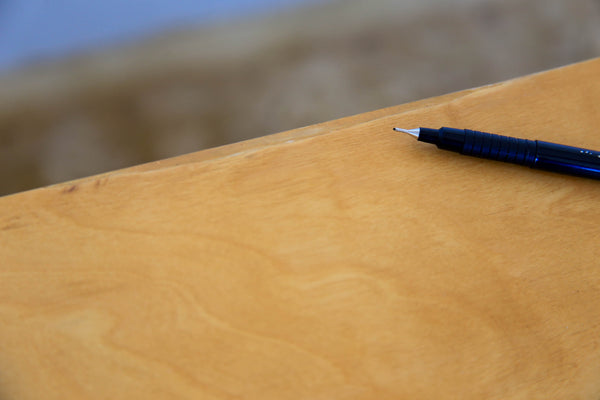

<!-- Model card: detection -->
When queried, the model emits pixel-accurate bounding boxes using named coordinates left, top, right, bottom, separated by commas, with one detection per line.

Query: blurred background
left=0, top=0, right=599, bottom=196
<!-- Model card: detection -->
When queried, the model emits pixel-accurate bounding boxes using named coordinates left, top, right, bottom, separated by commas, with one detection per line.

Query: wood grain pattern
left=2, top=58, right=600, bottom=399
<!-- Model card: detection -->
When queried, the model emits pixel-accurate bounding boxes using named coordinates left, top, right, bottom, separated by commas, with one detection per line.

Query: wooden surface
left=2, top=58, right=600, bottom=399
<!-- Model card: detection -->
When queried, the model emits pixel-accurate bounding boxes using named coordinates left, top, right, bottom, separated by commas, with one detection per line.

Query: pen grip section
left=461, top=129, right=537, bottom=166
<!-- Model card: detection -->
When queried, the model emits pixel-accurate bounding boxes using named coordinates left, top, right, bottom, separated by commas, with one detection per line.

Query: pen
left=394, top=127, right=600, bottom=180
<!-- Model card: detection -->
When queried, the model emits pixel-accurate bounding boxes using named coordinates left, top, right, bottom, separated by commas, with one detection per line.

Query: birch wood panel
left=1, top=58, right=600, bottom=399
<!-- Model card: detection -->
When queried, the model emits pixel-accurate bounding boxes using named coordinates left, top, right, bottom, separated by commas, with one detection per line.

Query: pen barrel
left=461, top=129, right=537, bottom=166
left=419, top=127, right=600, bottom=180
left=533, top=141, right=600, bottom=179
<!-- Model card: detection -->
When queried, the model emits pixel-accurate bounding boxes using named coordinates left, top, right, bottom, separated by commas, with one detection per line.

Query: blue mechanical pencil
left=395, top=127, right=600, bottom=180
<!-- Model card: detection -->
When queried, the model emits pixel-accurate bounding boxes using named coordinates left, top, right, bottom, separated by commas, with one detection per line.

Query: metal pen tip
left=393, top=127, right=420, bottom=139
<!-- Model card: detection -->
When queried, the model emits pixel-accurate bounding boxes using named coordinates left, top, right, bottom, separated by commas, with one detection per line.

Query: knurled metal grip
left=462, top=129, right=537, bottom=166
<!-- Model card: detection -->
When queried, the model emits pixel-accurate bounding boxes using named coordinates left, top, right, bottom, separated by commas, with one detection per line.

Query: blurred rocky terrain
left=1, top=0, right=599, bottom=195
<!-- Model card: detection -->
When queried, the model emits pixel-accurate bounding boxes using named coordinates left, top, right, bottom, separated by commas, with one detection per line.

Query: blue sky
left=0, top=0, right=323, bottom=71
